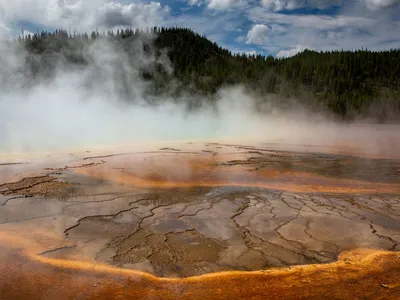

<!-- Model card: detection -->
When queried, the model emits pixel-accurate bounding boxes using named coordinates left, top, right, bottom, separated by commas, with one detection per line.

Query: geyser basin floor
left=0, top=141, right=399, bottom=298
left=0, top=246, right=399, bottom=300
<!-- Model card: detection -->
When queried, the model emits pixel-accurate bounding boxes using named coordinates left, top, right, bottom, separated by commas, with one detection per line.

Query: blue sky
left=0, top=0, right=399, bottom=57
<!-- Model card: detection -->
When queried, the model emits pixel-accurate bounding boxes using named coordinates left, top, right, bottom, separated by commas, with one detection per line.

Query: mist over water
left=0, top=34, right=398, bottom=156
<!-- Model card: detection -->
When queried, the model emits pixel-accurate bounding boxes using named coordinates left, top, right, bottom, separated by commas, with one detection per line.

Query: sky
left=0, top=0, right=399, bottom=57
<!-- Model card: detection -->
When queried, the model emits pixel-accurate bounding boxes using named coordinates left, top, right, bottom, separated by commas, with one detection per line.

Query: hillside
left=7, top=27, right=400, bottom=120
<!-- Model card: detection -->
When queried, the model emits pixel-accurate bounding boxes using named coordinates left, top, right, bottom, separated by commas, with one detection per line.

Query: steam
left=0, top=34, right=272, bottom=152
left=0, top=33, right=399, bottom=158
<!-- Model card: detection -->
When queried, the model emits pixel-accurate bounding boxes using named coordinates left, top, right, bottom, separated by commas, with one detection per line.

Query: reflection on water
left=75, top=149, right=400, bottom=194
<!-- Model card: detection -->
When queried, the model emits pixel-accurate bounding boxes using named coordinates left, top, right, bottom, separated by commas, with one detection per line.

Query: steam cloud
left=0, top=34, right=261, bottom=152
left=0, top=32, right=398, bottom=158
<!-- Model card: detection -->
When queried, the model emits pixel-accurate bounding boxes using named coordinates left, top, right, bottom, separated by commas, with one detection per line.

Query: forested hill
left=9, top=27, right=400, bottom=120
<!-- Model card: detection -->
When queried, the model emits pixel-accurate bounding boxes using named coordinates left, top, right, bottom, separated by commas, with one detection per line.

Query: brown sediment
left=0, top=163, right=26, bottom=166
left=0, top=232, right=399, bottom=300
left=0, top=176, right=77, bottom=197
left=74, top=154, right=400, bottom=194
left=76, top=168, right=400, bottom=194
left=160, top=148, right=181, bottom=151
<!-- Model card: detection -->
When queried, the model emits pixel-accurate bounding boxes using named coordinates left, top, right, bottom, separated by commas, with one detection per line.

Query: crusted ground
left=0, top=176, right=76, bottom=197
left=0, top=142, right=398, bottom=278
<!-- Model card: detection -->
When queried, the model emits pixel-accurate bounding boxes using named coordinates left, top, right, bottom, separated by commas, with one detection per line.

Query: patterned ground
left=0, top=140, right=399, bottom=298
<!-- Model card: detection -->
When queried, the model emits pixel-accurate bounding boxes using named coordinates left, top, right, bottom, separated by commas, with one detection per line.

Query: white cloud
left=248, top=10, right=375, bottom=30
left=246, top=24, right=269, bottom=44
left=261, top=0, right=302, bottom=11
left=246, top=6, right=400, bottom=54
left=22, top=30, right=34, bottom=37
left=363, top=0, right=400, bottom=9
left=192, top=0, right=398, bottom=10
left=188, top=0, right=202, bottom=5
left=276, top=45, right=307, bottom=57
left=96, top=2, right=169, bottom=29
left=207, top=0, right=247, bottom=10
left=261, top=0, right=399, bottom=11
left=0, top=0, right=169, bottom=32
left=246, top=23, right=287, bottom=44
left=261, top=0, right=340, bottom=11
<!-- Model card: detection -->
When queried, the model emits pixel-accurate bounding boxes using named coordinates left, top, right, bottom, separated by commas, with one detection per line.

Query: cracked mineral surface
left=0, top=140, right=399, bottom=298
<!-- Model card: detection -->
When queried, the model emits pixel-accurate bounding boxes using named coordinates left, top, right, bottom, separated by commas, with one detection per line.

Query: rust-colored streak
left=74, top=155, right=400, bottom=194
left=0, top=245, right=399, bottom=300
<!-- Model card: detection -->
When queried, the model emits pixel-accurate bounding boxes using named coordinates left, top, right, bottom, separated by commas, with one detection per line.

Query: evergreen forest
left=5, top=27, right=400, bottom=121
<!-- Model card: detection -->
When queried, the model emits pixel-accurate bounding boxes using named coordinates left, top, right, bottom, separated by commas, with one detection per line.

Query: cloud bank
left=0, top=0, right=169, bottom=33
left=0, top=0, right=399, bottom=56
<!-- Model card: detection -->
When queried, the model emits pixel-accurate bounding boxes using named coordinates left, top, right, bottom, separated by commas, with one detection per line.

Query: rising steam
left=0, top=33, right=398, bottom=158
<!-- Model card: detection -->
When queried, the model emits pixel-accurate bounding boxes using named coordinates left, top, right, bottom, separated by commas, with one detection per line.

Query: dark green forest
left=7, top=27, right=400, bottom=121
